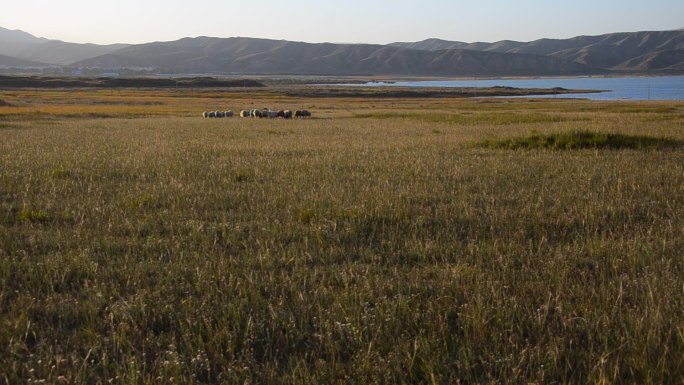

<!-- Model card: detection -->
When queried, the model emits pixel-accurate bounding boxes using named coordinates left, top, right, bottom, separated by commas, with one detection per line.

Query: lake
left=345, top=76, right=684, bottom=101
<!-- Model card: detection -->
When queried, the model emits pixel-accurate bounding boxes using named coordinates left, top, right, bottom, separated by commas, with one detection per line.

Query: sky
left=1, top=0, right=682, bottom=45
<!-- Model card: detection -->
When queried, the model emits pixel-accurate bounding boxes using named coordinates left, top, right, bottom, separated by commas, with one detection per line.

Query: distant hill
left=74, top=36, right=597, bottom=76
left=0, top=53, right=50, bottom=68
left=0, top=26, right=130, bottom=65
left=15, top=41, right=131, bottom=65
left=389, top=38, right=472, bottom=51
left=2, top=26, right=683, bottom=75
left=390, top=30, right=684, bottom=72
left=0, top=26, right=48, bottom=46
left=0, top=27, right=48, bottom=58
left=613, top=49, right=684, bottom=71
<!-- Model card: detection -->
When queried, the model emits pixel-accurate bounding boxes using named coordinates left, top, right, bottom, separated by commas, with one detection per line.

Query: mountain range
left=0, top=53, right=49, bottom=68
left=0, top=27, right=129, bottom=66
left=390, top=30, right=684, bottom=72
left=72, top=37, right=596, bottom=76
left=1, top=26, right=683, bottom=76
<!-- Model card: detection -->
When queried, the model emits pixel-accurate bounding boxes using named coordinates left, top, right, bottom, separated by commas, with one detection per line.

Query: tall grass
left=1, top=93, right=683, bottom=384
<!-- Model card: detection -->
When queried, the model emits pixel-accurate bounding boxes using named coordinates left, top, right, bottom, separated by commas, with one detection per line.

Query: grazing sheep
left=203, top=111, right=209, bottom=118
left=225, top=110, right=234, bottom=118
left=283, top=110, right=293, bottom=119
left=295, top=110, right=312, bottom=118
left=213, top=111, right=222, bottom=118
left=277, top=110, right=285, bottom=118
left=267, top=111, right=279, bottom=119
left=240, top=110, right=250, bottom=118
left=253, top=109, right=263, bottom=118
left=208, top=111, right=216, bottom=118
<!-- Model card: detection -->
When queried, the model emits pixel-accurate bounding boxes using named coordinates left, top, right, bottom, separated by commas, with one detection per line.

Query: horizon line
left=2, top=25, right=682, bottom=47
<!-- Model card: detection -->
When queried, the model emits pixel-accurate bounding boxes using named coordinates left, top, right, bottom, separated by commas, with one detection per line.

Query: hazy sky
left=1, top=0, right=682, bottom=45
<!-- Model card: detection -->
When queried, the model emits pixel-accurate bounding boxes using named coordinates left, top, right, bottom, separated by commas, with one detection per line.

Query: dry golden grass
left=1, top=89, right=683, bottom=384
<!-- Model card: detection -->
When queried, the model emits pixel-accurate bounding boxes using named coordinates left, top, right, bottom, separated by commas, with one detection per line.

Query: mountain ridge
left=73, top=36, right=598, bottom=76
left=390, top=30, right=684, bottom=72
left=0, top=27, right=683, bottom=75
left=0, top=53, right=51, bottom=68
left=0, top=26, right=130, bottom=65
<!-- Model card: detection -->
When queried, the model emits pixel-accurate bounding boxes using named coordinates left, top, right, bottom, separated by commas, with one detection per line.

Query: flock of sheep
left=202, top=109, right=312, bottom=119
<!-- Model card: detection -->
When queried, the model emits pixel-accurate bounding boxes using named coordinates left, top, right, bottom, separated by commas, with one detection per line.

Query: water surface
left=344, top=76, right=684, bottom=100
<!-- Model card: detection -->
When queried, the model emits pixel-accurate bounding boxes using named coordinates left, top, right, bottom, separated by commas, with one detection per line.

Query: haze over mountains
left=1, top=26, right=682, bottom=76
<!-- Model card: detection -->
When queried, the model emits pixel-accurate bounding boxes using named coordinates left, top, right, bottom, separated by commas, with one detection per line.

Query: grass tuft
left=299, top=208, right=317, bottom=223
left=17, top=207, right=49, bottom=223
left=123, top=193, right=159, bottom=209
left=49, top=166, right=74, bottom=179
left=479, top=130, right=684, bottom=150
left=233, top=171, right=251, bottom=183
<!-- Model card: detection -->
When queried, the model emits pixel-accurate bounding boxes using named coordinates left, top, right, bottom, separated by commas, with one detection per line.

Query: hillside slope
left=75, top=37, right=598, bottom=76
left=391, top=30, right=684, bottom=71
left=0, top=53, right=50, bottom=68
left=16, top=41, right=131, bottom=65
left=0, top=27, right=130, bottom=65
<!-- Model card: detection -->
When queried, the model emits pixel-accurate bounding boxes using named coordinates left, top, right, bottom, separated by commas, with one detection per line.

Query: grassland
left=0, top=88, right=683, bottom=384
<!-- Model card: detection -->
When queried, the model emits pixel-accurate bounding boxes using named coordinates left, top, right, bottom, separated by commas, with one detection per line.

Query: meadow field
left=0, top=88, right=683, bottom=384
